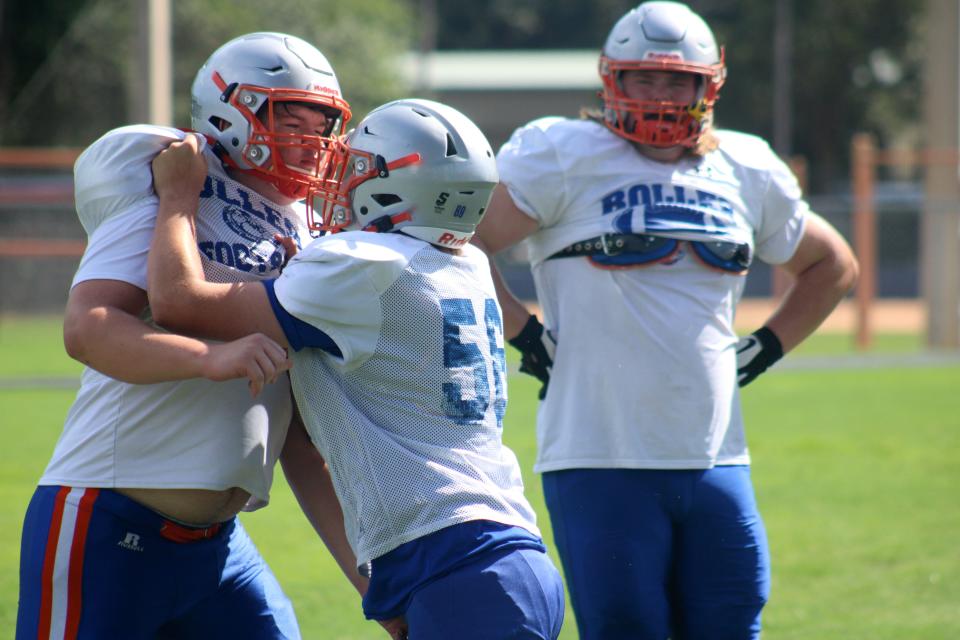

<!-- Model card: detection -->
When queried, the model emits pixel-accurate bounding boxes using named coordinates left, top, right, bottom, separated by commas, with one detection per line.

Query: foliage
left=0, top=0, right=414, bottom=146
left=710, top=0, right=926, bottom=189
left=0, top=0, right=930, bottom=190
left=433, top=0, right=637, bottom=49
left=0, top=0, right=130, bottom=146
left=173, top=0, right=415, bottom=130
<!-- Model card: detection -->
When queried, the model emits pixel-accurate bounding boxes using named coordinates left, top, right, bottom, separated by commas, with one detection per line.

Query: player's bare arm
left=64, top=277, right=288, bottom=394
left=281, top=401, right=409, bottom=638
left=472, top=184, right=555, bottom=397
left=759, top=213, right=859, bottom=353
left=472, top=184, right=541, bottom=339
left=280, top=409, right=366, bottom=595
left=147, top=134, right=290, bottom=348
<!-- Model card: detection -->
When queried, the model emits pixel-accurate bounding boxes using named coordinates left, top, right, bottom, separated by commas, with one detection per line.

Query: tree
left=0, top=0, right=100, bottom=144
left=1, top=0, right=927, bottom=192
left=433, top=0, right=636, bottom=49
left=710, top=0, right=925, bottom=189
left=0, top=0, right=414, bottom=146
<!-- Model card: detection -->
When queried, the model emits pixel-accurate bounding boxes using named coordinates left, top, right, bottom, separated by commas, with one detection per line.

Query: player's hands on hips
left=508, top=314, right=557, bottom=400
left=202, top=333, right=291, bottom=397
left=151, top=132, right=208, bottom=216
left=735, top=326, right=783, bottom=387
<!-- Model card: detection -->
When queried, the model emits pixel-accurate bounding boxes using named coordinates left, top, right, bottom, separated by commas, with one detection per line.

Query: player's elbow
left=843, top=261, right=859, bottom=298
left=62, top=317, right=86, bottom=363
left=62, top=305, right=101, bottom=364
left=832, top=243, right=860, bottom=297
left=147, top=292, right=194, bottom=334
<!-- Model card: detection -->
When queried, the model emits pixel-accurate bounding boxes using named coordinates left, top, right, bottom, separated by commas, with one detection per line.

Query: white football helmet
left=191, top=32, right=351, bottom=198
left=600, top=1, right=726, bottom=147
left=309, top=99, right=498, bottom=249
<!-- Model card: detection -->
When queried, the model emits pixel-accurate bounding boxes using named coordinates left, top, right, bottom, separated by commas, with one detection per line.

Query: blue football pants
left=404, top=547, right=566, bottom=639
left=17, top=486, right=299, bottom=639
left=542, top=466, right=770, bottom=640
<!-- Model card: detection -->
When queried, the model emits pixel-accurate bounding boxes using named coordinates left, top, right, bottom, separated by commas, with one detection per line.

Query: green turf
left=0, top=390, right=78, bottom=633
left=1, top=316, right=958, bottom=638
left=744, top=368, right=960, bottom=639
left=788, top=330, right=924, bottom=356
left=0, top=315, right=83, bottom=378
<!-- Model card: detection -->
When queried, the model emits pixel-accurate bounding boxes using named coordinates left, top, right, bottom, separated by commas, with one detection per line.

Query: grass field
left=1, top=315, right=958, bottom=638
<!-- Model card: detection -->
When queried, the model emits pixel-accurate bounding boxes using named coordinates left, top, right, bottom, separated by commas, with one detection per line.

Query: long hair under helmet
left=600, top=1, right=726, bottom=148
left=308, top=99, right=498, bottom=250
left=191, top=32, right=351, bottom=199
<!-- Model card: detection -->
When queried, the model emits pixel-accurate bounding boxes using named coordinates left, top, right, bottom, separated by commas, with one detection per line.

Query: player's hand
left=151, top=133, right=208, bottom=215
left=273, top=233, right=298, bottom=269
left=202, top=333, right=291, bottom=397
left=508, top=314, right=556, bottom=400
left=736, top=326, right=783, bottom=387
left=377, top=615, right=408, bottom=640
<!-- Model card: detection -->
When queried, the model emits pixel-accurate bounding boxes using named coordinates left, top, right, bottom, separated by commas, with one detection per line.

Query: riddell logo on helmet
left=310, top=85, right=339, bottom=95
left=644, top=51, right=683, bottom=62
left=437, top=232, right=469, bottom=247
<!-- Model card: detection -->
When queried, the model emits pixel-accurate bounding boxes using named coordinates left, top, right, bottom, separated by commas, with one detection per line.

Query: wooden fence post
left=851, top=133, right=876, bottom=351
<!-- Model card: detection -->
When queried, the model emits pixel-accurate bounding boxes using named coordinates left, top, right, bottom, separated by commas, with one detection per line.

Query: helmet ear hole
left=371, top=193, right=402, bottom=207
left=208, top=116, right=232, bottom=132
left=445, top=133, right=459, bottom=157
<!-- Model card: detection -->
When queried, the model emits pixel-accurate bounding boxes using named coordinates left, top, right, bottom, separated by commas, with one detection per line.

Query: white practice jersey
left=41, top=125, right=307, bottom=507
left=274, top=232, right=539, bottom=564
left=498, top=118, right=807, bottom=472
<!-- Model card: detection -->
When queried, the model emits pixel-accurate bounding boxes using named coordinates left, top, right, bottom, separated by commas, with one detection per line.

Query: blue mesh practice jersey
left=274, top=231, right=540, bottom=565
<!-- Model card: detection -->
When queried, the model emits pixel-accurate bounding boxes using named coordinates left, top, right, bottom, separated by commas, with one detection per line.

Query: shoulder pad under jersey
left=73, top=124, right=187, bottom=235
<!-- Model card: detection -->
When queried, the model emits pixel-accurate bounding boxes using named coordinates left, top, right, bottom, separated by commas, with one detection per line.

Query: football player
left=472, top=2, right=859, bottom=639
left=145, top=98, right=566, bottom=639
left=17, top=33, right=360, bottom=639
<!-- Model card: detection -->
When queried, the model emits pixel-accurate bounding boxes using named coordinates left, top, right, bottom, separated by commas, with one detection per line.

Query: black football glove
left=735, top=326, right=784, bottom=387
left=508, top=314, right=556, bottom=400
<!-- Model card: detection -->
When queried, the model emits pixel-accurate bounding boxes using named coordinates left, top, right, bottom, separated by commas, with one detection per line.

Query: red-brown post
left=851, top=133, right=877, bottom=350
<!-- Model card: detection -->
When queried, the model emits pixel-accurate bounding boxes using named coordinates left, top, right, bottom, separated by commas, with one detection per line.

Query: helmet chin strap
left=362, top=211, right=413, bottom=233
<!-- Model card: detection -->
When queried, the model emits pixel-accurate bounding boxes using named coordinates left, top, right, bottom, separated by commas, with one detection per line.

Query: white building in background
left=398, top=50, right=602, bottom=150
